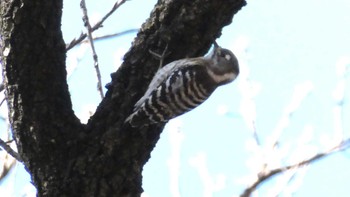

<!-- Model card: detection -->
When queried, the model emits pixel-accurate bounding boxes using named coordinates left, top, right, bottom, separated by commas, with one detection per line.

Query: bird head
left=204, top=41, right=240, bottom=85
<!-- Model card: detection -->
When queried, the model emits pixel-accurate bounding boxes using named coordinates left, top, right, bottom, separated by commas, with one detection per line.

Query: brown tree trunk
left=0, top=0, right=246, bottom=196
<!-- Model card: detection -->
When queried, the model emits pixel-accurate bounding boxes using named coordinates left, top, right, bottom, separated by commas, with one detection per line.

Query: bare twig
left=0, top=97, right=6, bottom=107
left=5, top=139, right=14, bottom=143
left=0, top=138, right=22, bottom=162
left=149, top=44, right=170, bottom=70
left=251, top=120, right=261, bottom=146
left=0, top=153, right=16, bottom=181
left=0, top=83, right=4, bottom=92
left=80, top=29, right=138, bottom=44
left=240, top=139, right=350, bottom=197
left=66, top=0, right=128, bottom=51
left=80, top=0, right=104, bottom=99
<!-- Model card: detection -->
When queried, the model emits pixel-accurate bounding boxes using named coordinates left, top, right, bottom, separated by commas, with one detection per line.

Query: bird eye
left=217, top=50, right=232, bottom=61
left=225, top=54, right=231, bottom=61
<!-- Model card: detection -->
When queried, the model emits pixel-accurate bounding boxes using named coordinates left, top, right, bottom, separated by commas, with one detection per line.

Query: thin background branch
left=0, top=138, right=22, bottom=162
left=80, top=29, right=138, bottom=44
left=66, top=0, right=128, bottom=51
left=80, top=0, right=104, bottom=99
left=240, top=138, right=350, bottom=197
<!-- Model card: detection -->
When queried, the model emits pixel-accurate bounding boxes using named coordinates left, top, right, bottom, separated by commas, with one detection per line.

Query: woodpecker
left=125, top=42, right=239, bottom=127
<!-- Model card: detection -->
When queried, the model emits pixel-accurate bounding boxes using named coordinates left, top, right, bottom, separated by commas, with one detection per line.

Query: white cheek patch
left=207, top=70, right=237, bottom=83
left=225, top=54, right=231, bottom=61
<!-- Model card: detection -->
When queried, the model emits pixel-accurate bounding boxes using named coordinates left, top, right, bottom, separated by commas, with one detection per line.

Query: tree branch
left=240, top=139, right=350, bottom=197
left=0, top=138, right=22, bottom=162
left=80, top=0, right=247, bottom=195
left=81, top=29, right=138, bottom=44
left=66, top=0, right=128, bottom=50
left=0, top=151, right=16, bottom=182
left=80, top=0, right=104, bottom=99
left=1, top=0, right=247, bottom=195
left=1, top=0, right=84, bottom=195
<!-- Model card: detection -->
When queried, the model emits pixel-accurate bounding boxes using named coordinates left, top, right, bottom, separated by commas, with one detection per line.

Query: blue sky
left=1, top=0, right=350, bottom=196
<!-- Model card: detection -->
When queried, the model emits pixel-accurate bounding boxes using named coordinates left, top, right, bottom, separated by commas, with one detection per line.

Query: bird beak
left=213, top=41, right=219, bottom=49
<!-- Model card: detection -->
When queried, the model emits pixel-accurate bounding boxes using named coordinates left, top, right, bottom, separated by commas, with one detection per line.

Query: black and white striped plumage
left=125, top=43, right=239, bottom=127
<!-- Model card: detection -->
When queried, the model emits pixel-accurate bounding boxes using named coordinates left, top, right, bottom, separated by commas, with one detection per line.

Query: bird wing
left=133, top=58, right=205, bottom=110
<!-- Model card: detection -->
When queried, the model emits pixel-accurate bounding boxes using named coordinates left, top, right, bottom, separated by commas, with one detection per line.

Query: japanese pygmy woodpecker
left=125, top=42, right=239, bottom=127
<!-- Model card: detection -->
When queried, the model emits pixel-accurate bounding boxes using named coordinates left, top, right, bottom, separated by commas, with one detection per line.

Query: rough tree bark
left=0, top=0, right=246, bottom=196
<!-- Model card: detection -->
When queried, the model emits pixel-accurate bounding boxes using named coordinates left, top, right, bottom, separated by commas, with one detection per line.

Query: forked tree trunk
left=0, top=0, right=246, bottom=196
